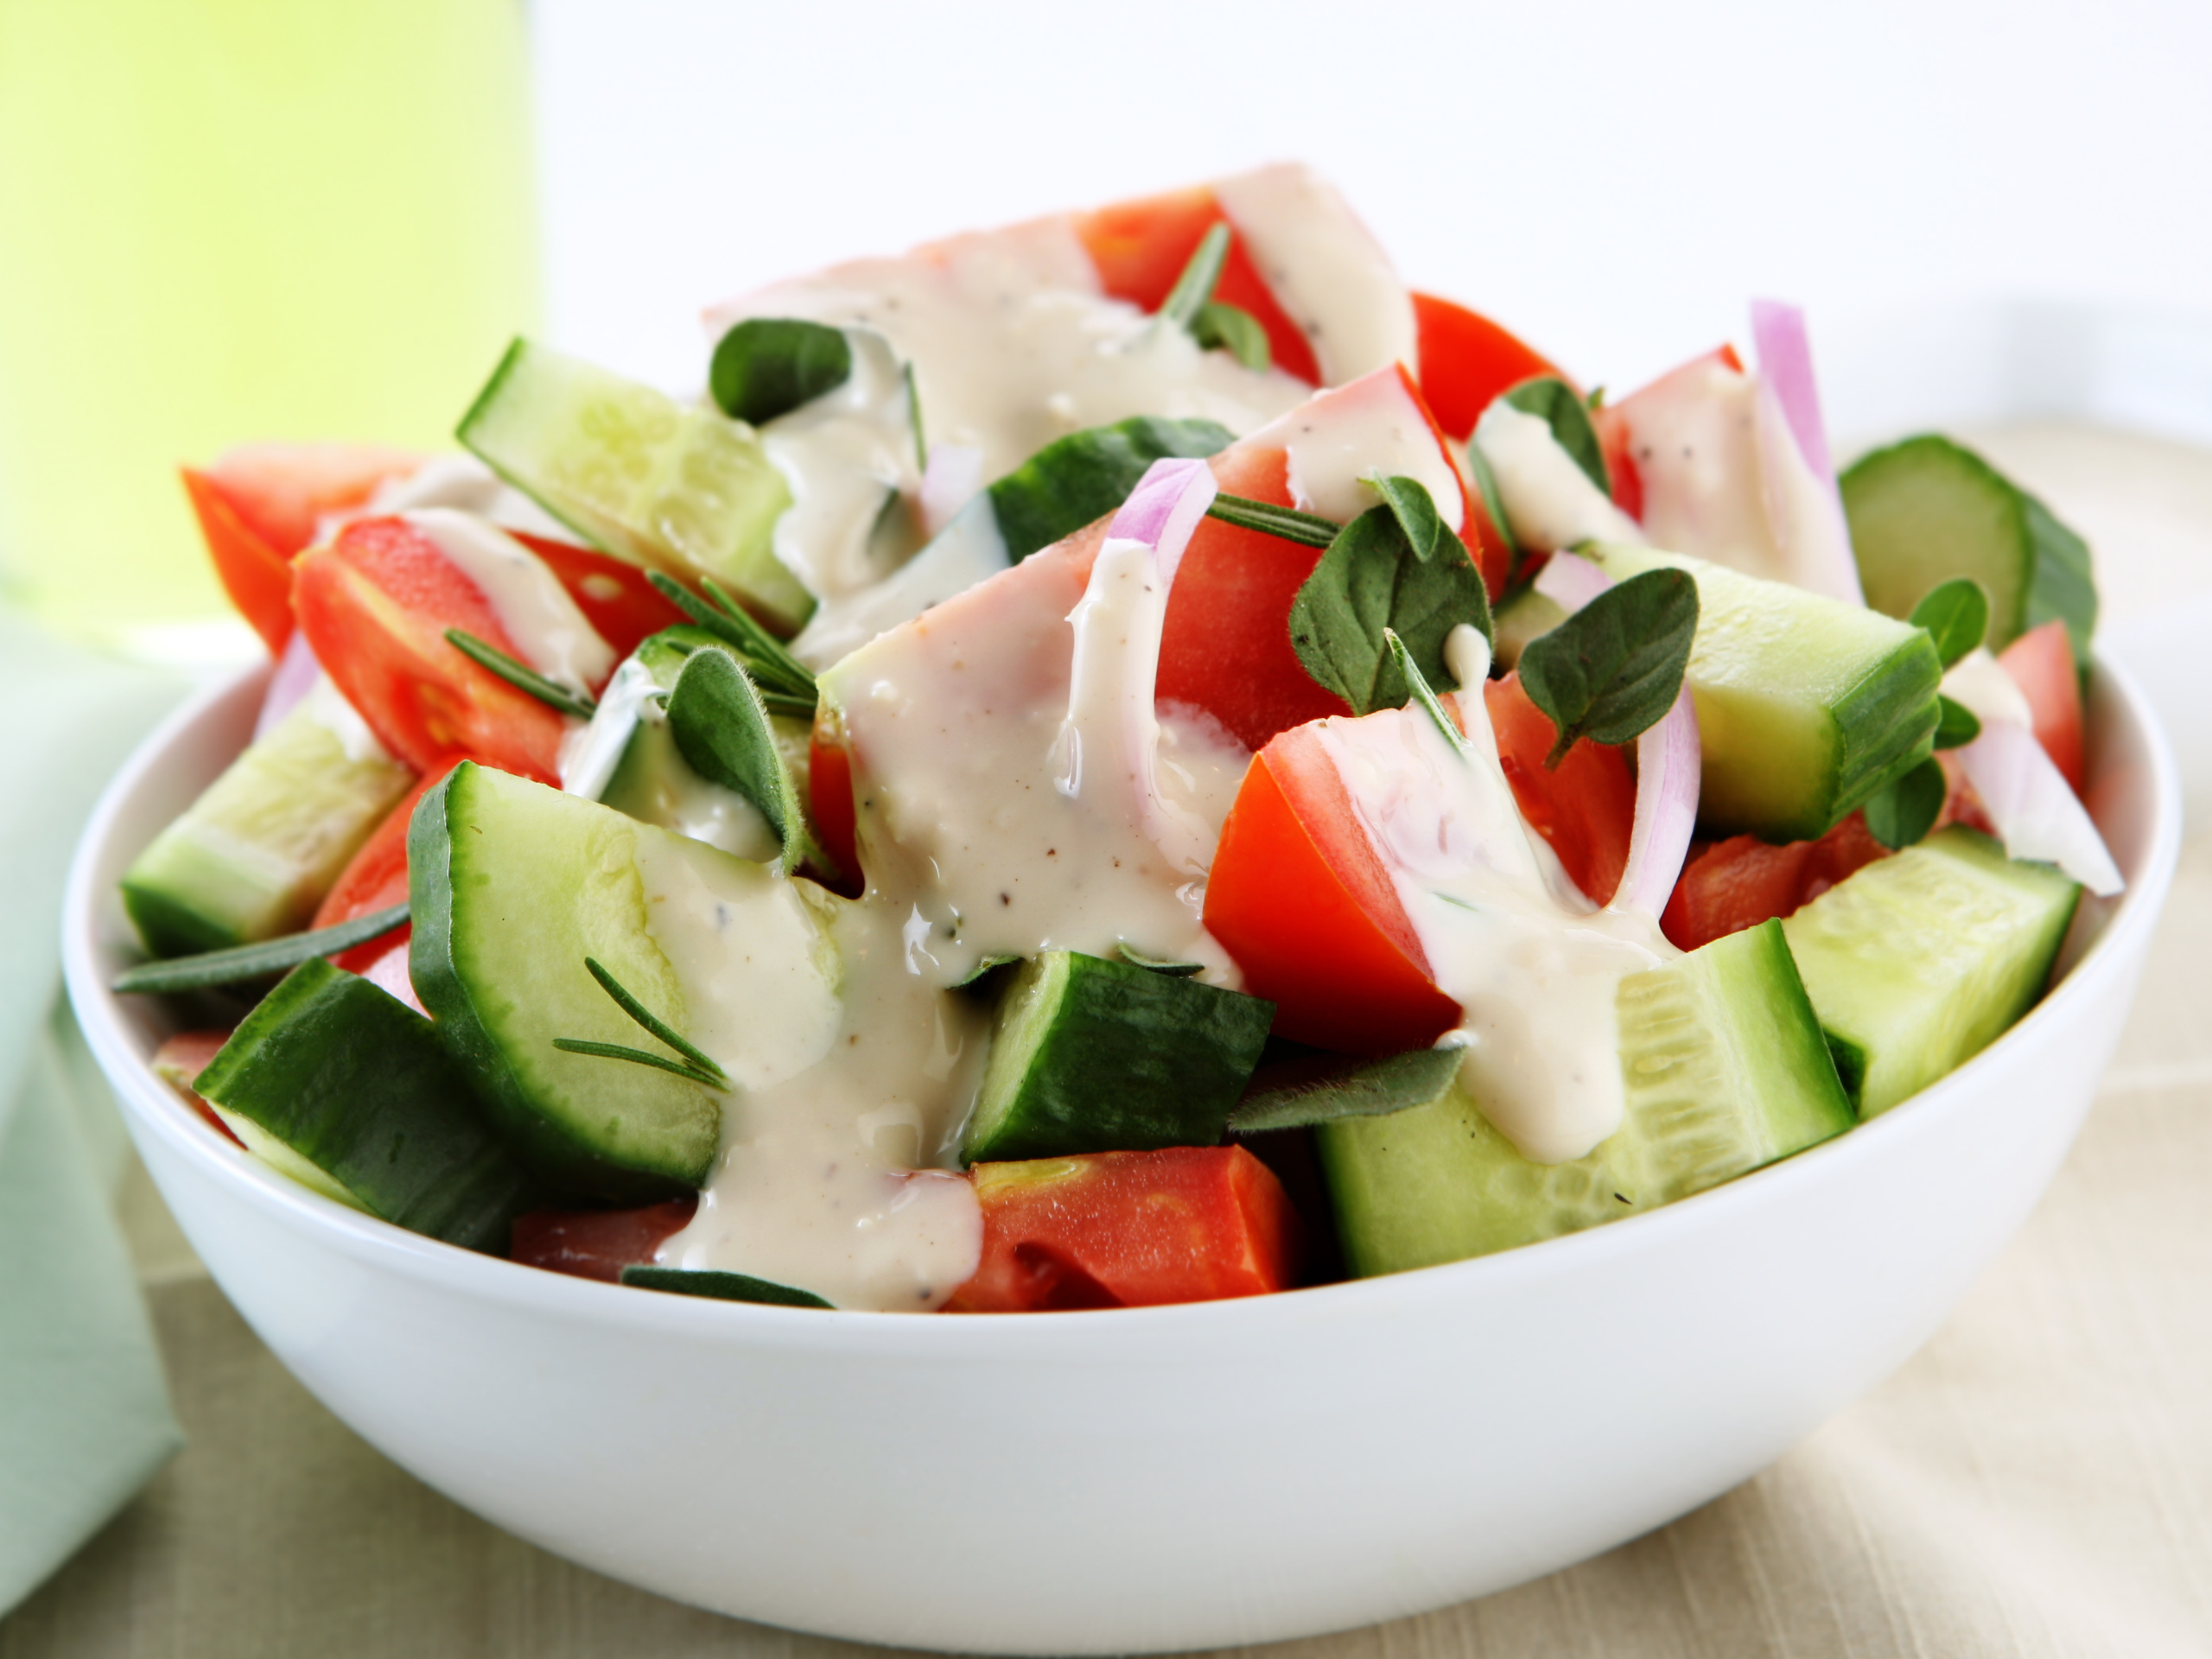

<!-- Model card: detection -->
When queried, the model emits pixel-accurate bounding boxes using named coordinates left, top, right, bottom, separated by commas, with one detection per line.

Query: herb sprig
left=111, top=903, right=411, bottom=995
left=1516, top=567, right=1698, bottom=767
left=445, top=628, right=597, bottom=720
left=645, top=571, right=817, bottom=718
left=1227, top=1046, right=1461, bottom=1135
left=551, top=956, right=729, bottom=1090
left=1159, top=223, right=1272, bottom=372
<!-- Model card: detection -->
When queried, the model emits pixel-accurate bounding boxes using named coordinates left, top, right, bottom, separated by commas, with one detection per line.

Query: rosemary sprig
left=1204, top=492, right=1340, bottom=548
left=645, top=571, right=816, bottom=702
left=551, top=955, right=729, bottom=1089
left=1462, top=439, right=1526, bottom=587
left=549, top=1039, right=726, bottom=1090
left=1160, top=222, right=1230, bottom=331
left=112, top=903, right=412, bottom=994
left=445, top=628, right=597, bottom=719
left=1384, top=628, right=1471, bottom=761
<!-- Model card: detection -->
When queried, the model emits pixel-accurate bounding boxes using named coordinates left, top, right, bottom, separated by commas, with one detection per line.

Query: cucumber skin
left=193, top=957, right=539, bottom=1252
left=961, top=952, right=1276, bottom=1165
left=409, top=764, right=721, bottom=1202
left=1782, top=827, right=2082, bottom=1118
left=1318, top=921, right=1853, bottom=1274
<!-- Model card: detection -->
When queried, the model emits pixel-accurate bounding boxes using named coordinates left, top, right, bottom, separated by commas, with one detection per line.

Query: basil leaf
left=1517, top=567, right=1698, bottom=767
left=709, top=318, right=853, bottom=427
left=1364, top=474, right=1445, bottom=563
left=989, top=416, right=1234, bottom=562
left=1932, top=694, right=1982, bottom=750
left=444, top=627, right=597, bottom=720
left=1205, top=493, right=1338, bottom=548
left=1160, top=222, right=1230, bottom=330
left=1193, top=301, right=1270, bottom=372
left=664, top=646, right=810, bottom=870
left=1227, top=1046, right=1460, bottom=1135
left=1503, top=376, right=1609, bottom=495
left=1289, top=502, right=1492, bottom=716
left=619, top=1266, right=834, bottom=1309
left=1116, top=944, right=1205, bottom=977
left=1863, top=756, right=1948, bottom=850
left=1909, top=576, right=1990, bottom=669
left=1385, top=629, right=1473, bottom=760
left=111, top=902, right=410, bottom=995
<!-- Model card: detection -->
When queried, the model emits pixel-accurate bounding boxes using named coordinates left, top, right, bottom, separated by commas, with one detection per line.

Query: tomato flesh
left=1410, top=291, right=1567, bottom=442
left=1661, top=811, right=1889, bottom=951
left=807, top=708, right=863, bottom=897
left=293, top=516, right=570, bottom=782
left=947, top=1146, right=1299, bottom=1312
left=510, top=531, right=687, bottom=659
left=1484, top=674, right=1636, bottom=905
left=180, top=468, right=297, bottom=655
left=1073, top=185, right=1322, bottom=385
left=313, top=755, right=462, bottom=970
left=1998, top=619, right=2086, bottom=795
left=511, top=1199, right=700, bottom=1283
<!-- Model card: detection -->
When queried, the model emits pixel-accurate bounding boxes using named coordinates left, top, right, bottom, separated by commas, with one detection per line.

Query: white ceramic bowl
left=65, top=658, right=2179, bottom=1656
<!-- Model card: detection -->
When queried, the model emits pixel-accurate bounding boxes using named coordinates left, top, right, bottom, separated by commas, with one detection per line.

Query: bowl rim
left=63, top=652, right=2183, bottom=1353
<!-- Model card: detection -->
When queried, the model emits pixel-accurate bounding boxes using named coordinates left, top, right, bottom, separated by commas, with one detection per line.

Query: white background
left=532, top=0, right=2212, bottom=399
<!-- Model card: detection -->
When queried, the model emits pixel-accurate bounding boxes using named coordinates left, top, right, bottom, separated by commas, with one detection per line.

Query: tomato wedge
left=1660, top=811, right=1889, bottom=952
left=947, top=1147, right=1300, bottom=1312
left=1998, top=619, right=2086, bottom=796
left=807, top=708, right=863, bottom=898
left=511, top=1199, right=701, bottom=1283
left=1073, top=184, right=1322, bottom=385
left=179, top=468, right=297, bottom=655
left=1485, top=673, right=1636, bottom=905
left=293, top=516, right=571, bottom=782
left=1410, top=292, right=1568, bottom=442
left=312, top=755, right=463, bottom=970
left=510, top=531, right=688, bottom=659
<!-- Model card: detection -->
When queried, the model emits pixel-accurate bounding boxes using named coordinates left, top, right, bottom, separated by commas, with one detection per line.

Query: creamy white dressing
left=1211, top=163, right=1416, bottom=386
left=710, top=218, right=1306, bottom=486
left=1752, top=384, right=1863, bottom=605
left=1313, top=627, right=1672, bottom=1164
left=788, top=490, right=1011, bottom=671
left=1250, top=368, right=1465, bottom=530
left=1626, top=356, right=1791, bottom=582
left=363, top=452, right=573, bottom=542
left=407, top=508, right=614, bottom=696
left=758, top=327, right=923, bottom=601
left=1474, top=402, right=1646, bottom=552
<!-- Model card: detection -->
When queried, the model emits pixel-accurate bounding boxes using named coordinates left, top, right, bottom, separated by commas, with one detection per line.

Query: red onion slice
left=1750, top=300, right=1835, bottom=482
left=1109, top=455, right=1217, bottom=587
left=1954, top=721, right=2123, bottom=896
left=1751, top=300, right=1864, bottom=606
left=252, top=628, right=323, bottom=741
left=918, top=443, right=984, bottom=538
left=1527, top=550, right=1702, bottom=918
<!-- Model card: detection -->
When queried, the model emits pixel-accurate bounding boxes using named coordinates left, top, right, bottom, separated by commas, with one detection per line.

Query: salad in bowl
left=115, top=162, right=2125, bottom=1319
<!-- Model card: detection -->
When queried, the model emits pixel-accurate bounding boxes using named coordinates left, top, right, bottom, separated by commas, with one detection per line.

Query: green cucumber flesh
left=961, top=951, right=1275, bottom=1164
left=410, top=762, right=839, bottom=1198
left=1781, top=826, right=2081, bottom=1117
left=1840, top=435, right=2097, bottom=670
left=1488, top=582, right=1567, bottom=671
left=122, top=696, right=413, bottom=957
left=1594, top=544, right=1942, bottom=842
left=458, top=338, right=815, bottom=633
left=988, top=415, right=1236, bottom=561
left=192, top=957, right=539, bottom=1251
left=1319, top=919, right=1853, bottom=1274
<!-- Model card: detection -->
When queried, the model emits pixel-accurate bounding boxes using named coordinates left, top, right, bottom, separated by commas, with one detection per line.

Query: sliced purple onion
left=918, top=443, right=985, bottom=538
left=1751, top=300, right=1864, bottom=606
left=1750, top=300, right=1835, bottom=482
left=1524, top=549, right=1701, bottom=918
left=253, top=628, right=322, bottom=741
left=1109, top=455, right=1217, bottom=588
left=1955, top=721, right=2123, bottom=896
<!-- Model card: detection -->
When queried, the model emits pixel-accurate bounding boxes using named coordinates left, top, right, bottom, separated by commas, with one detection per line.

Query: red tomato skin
left=1660, top=811, right=1890, bottom=951
left=1485, top=674, right=1636, bottom=905
left=1998, top=620, right=2087, bottom=796
left=294, top=517, right=568, bottom=782
left=807, top=709, right=864, bottom=899
left=510, top=1198, right=700, bottom=1282
left=1205, top=725, right=1462, bottom=1057
left=947, top=1147, right=1300, bottom=1313
left=1589, top=403, right=1645, bottom=523
left=313, top=755, right=462, bottom=970
left=180, top=468, right=296, bottom=655
left=203, top=442, right=422, bottom=557
left=1409, top=292, right=1567, bottom=442
left=510, top=531, right=686, bottom=662
left=1073, top=186, right=1323, bottom=385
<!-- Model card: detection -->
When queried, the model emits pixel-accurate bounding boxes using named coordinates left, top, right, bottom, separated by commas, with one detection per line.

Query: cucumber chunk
left=1595, top=544, right=1942, bottom=842
left=1319, top=920, right=1853, bottom=1274
left=193, top=957, right=539, bottom=1251
left=1781, top=826, right=2081, bottom=1117
left=1840, top=435, right=2097, bottom=670
left=411, top=762, right=840, bottom=1198
left=961, top=951, right=1275, bottom=1164
left=458, top=339, right=814, bottom=633
left=122, top=694, right=413, bottom=957
left=1488, top=582, right=1567, bottom=672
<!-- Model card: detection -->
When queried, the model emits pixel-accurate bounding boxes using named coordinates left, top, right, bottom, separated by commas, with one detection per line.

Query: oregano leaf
left=1909, top=576, right=1990, bottom=668
left=1503, top=375, right=1609, bottom=496
left=1288, top=500, right=1491, bottom=716
left=709, top=318, right=854, bottom=427
left=1461, top=437, right=1525, bottom=585
left=1193, top=300, right=1270, bottom=371
left=1863, top=756, right=1948, bottom=849
left=1517, top=567, right=1698, bottom=767
left=1363, top=474, right=1445, bottom=563
left=1227, top=1046, right=1461, bottom=1135
left=1932, top=694, right=1982, bottom=750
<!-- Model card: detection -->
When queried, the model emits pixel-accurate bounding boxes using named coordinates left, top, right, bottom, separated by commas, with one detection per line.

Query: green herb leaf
left=582, top=956, right=728, bottom=1084
left=645, top=572, right=816, bottom=705
left=1516, top=567, right=1698, bottom=767
left=1193, top=301, right=1270, bottom=371
left=989, top=416, right=1234, bottom=562
left=1116, top=944, right=1205, bottom=977
left=549, top=1039, right=727, bottom=1090
left=618, top=1266, right=834, bottom=1308
left=1909, top=576, right=1990, bottom=668
left=1503, top=376, right=1610, bottom=496
left=1461, top=438, right=1526, bottom=585
left=1863, top=756, right=1948, bottom=849
left=1160, top=222, right=1230, bottom=330
left=663, top=645, right=813, bottom=871
left=1205, top=492, right=1339, bottom=548
left=1383, top=629, right=1472, bottom=760
left=1289, top=496, right=1492, bottom=717
left=1932, top=694, right=1982, bottom=751
left=444, top=628, right=597, bottom=720
left=904, top=359, right=925, bottom=469
left=1363, top=474, right=1446, bottom=563
left=112, top=902, right=411, bottom=995
left=709, top=318, right=853, bottom=427
left=1227, top=1046, right=1461, bottom=1135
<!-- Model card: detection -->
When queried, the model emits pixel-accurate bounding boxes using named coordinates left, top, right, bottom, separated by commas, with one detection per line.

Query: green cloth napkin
left=0, top=607, right=192, bottom=1613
